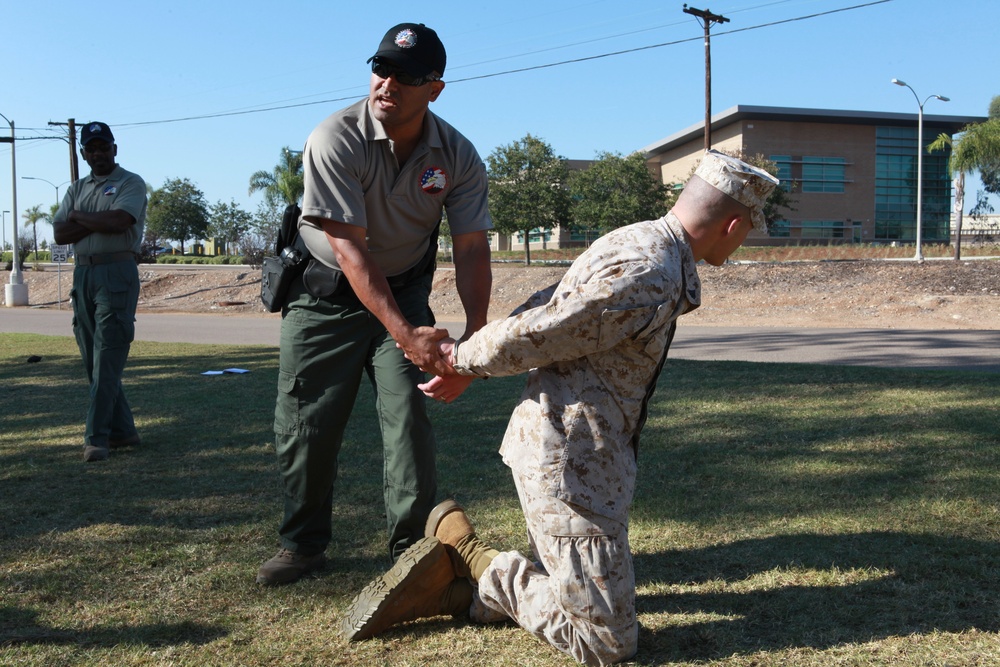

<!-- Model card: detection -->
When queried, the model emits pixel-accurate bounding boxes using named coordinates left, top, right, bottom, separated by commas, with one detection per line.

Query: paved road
left=3, top=307, right=999, bottom=373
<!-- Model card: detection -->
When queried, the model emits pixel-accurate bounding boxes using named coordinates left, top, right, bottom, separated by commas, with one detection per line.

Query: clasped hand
left=398, top=333, right=474, bottom=403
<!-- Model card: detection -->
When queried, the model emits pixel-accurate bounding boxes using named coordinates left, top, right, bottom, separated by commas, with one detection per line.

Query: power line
left=448, top=0, right=892, bottom=84
left=115, top=94, right=364, bottom=128
left=110, top=0, right=892, bottom=130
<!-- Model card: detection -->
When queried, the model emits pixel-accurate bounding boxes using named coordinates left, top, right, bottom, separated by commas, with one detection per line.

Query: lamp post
left=0, top=110, right=28, bottom=306
left=891, top=79, right=949, bottom=261
left=22, top=176, right=70, bottom=205
left=22, top=176, right=70, bottom=252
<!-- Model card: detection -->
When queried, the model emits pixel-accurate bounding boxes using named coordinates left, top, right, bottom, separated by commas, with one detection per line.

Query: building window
left=568, top=228, right=601, bottom=244
left=515, top=228, right=553, bottom=244
left=801, top=220, right=845, bottom=238
left=874, top=126, right=952, bottom=243
left=801, top=156, right=846, bottom=193
left=770, top=155, right=793, bottom=191
left=770, top=219, right=790, bottom=237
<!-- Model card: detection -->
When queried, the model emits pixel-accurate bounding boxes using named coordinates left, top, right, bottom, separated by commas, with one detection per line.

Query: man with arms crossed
left=52, top=122, right=146, bottom=464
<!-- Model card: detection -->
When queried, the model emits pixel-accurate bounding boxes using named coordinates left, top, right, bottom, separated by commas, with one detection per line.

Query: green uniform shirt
left=54, top=165, right=147, bottom=256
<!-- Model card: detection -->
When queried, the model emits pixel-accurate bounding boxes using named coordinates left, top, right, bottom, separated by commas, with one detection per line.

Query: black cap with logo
left=367, top=23, right=446, bottom=78
left=81, top=122, right=115, bottom=146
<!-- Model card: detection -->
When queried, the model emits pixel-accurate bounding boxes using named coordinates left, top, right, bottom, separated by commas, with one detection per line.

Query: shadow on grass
left=0, top=605, right=228, bottom=648
left=4, top=336, right=1000, bottom=663
left=633, top=531, right=1000, bottom=664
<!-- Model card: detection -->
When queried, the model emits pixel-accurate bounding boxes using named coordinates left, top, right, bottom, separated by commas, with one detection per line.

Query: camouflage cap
left=694, top=149, right=780, bottom=232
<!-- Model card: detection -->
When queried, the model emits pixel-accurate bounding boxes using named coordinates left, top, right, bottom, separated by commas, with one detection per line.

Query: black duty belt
left=76, top=251, right=138, bottom=266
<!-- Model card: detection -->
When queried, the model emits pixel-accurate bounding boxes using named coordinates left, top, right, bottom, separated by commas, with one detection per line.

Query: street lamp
left=22, top=176, right=70, bottom=205
left=22, top=177, right=70, bottom=251
left=0, top=110, right=28, bottom=306
left=891, top=78, right=949, bottom=261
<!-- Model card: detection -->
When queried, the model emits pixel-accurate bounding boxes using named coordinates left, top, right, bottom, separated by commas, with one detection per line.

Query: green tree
left=22, top=204, right=48, bottom=259
left=569, top=151, right=673, bottom=233
left=929, top=95, right=1000, bottom=259
left=248, top=147, right=304, bottom=207
left=15, top=235, right=31, bottom=270
left=208, top=200, right=253, bottom=255
left=486, top=134, right=571, bottom=265
left=239, top=200, right=286, bottom=266
left=146, top=178, right=209, bottom=254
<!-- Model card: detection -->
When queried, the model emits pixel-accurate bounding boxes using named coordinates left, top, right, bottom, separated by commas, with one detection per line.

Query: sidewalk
left=3, top=307, right=998, bottom=373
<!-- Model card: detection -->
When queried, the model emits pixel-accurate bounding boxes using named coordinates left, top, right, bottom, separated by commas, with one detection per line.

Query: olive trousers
left=70, top=260, right=140, bottom=448
left=273, top=272, right=437, bottom=561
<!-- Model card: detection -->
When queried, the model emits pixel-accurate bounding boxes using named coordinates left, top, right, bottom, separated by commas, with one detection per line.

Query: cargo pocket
left=105, top=286, right=136, bottom=346
left=273, top=370, right=300, bottom=435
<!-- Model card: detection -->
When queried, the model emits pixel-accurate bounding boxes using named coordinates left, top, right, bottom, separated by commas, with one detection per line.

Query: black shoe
left=83, top=445, right=109, bottom=462
left=109, top=434, right=141, bottom=449
left=256, top=549, right=326, bottom=586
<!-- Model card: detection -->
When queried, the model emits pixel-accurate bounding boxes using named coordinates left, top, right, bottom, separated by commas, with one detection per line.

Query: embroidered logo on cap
left=90, top=123, right=102, bottom=133
left=420, top=166, right=447, bottom=195
left=394, top=28, right=418, bottom=48
left=103, top=185, right=117, bottom=196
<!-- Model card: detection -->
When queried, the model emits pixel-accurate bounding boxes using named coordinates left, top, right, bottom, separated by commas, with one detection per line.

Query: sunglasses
left=82, top=143, right=114, bottom=154
left=371, top=60, right=440, bottom=87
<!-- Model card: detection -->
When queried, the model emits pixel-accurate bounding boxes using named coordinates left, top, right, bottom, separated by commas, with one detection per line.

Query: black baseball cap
left=367, top=23, right=446, bottom=78
left=81, top=122, right=115, bottom=146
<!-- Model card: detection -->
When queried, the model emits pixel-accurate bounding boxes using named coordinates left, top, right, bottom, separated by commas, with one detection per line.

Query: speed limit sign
left=51, top=244, right=71, bottom=263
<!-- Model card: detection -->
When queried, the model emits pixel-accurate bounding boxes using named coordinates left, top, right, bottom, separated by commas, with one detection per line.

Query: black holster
left=260, top=204, right=310, bottom=313
left=302, top=222, right=440, bottom=300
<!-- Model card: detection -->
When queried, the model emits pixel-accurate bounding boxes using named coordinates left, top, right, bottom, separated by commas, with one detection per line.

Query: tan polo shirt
left=298, top=99, right=492, bottom=277
left=54, top=165, right=147, bottom=256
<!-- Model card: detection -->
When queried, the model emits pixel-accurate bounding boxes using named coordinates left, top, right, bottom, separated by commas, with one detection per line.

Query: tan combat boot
left=425, top=500, right=500, bottom=582
left=340, top=536, right=473, bottom=641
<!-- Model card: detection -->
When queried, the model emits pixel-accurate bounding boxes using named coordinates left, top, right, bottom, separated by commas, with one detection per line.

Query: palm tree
left=22, top=204, right=48, bottom=260
left=248, top=147, right=304, bottom=207
left=929, top=95, right=1000, bottom=260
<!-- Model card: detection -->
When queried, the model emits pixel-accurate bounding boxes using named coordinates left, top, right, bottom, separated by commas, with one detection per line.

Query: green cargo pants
left=273, top=271, right=437, bottom=561
left=70, top=260, right=140, bottom=448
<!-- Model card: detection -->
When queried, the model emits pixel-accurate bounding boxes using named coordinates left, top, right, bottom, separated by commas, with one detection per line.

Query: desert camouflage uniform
left=453, top=213, right=701, bottom=666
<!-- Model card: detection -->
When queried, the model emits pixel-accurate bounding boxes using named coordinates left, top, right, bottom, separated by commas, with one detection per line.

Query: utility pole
left=48, top=118, right=80, bottom=182
left=683, top=5, right=729, bottom=152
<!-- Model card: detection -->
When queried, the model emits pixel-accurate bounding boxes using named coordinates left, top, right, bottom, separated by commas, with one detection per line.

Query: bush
left=24, top=252, right=50, bottom=263
left=138, top=242, right=160, bottom=264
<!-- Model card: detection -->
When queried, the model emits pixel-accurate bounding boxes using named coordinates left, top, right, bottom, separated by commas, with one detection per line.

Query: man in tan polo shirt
left=53, top=121, right=147, bottom=463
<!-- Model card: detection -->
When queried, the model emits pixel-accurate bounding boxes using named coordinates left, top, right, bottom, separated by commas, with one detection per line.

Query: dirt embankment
left=4, top=258, right=1000, bottom=330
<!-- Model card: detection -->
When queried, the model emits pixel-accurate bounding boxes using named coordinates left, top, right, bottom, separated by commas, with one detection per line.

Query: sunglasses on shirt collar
left=371, top=59, right=441, bottom=87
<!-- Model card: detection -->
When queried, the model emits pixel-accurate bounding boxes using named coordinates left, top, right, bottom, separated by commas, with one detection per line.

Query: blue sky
left=2, top=0, right=997, bottom=245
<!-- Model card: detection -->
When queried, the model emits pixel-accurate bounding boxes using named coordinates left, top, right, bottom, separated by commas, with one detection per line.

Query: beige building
left=643, top=106, right=985, bottom=246
left=953, top=213, right=999, bottom=244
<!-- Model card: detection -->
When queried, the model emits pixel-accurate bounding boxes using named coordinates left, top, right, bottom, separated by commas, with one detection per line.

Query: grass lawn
left=1, top=333, right=999, bottom=666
